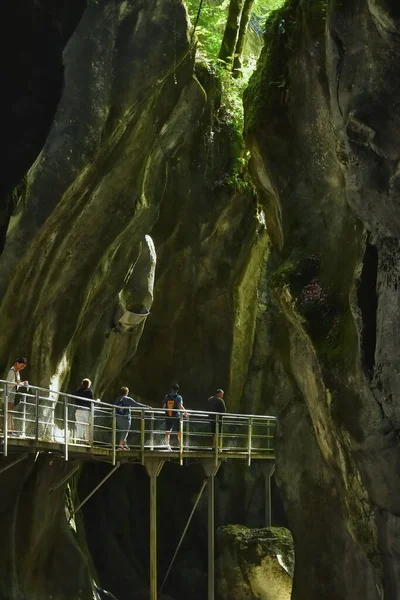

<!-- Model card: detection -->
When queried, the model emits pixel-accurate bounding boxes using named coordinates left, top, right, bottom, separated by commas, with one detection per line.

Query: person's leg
left=7, top=401, right=14, bottom=431
left=75, top=409, right=83, bottom=442
left=173, top=418, right=180, bottom=446
left=210, top=420, right=216, bottom=448
left=82, top=408, right=89, bottom=442
left=123, top=417, right=132, bottom=448
left=116, top=415, right=126, bottom=447
left=165, top=418, right=172, bottom=447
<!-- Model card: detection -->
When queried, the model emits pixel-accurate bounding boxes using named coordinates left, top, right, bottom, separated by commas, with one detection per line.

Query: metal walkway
left=0, top=380, right=276, bottom=600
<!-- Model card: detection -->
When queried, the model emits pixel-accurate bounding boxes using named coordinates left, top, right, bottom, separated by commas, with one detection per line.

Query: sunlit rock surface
left=244, top=0, right=400, bottom=599
left=2, top=0, right=400, bottom=599
left=0, top=0, right=268, bottom=599
left=217, top=525, right=293, bottom=600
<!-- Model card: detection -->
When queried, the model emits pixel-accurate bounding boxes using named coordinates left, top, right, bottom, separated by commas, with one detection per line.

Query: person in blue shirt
left=163, top=383, right=187, bottom=449
left=115, top=386, right=149, bottom=450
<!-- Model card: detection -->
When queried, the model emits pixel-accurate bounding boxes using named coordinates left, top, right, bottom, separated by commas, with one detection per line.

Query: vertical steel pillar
left=201, top=459, right=221, bottom=600
left=264, top=461, right=276, bottom=527
left=208, top=473, right=215, bottom=600
left=144, top=458, right=164, bottom=600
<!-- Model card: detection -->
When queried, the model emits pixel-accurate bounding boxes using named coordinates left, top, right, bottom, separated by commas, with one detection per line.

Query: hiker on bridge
left=5, top=357, right=28, bottom=433
left=115, top=387, right=149, bottom=450
left=207, top=389, right=226, bottom=448
left=163, top=383, right=187, bottom=450
left=73, top=378, right=95, bottom=442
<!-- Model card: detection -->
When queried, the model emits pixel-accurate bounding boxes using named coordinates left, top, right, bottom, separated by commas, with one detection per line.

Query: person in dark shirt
left=163, top=383, right=187, bottom=450
left=115, top=386, right=149, bottom=450
left=207, top=389, right=226, bottom=448
left=73, top=378, right=94, bottom=443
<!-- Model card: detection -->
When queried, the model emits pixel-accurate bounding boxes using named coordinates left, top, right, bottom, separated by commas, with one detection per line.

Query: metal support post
left=64, top=396, right=68, bottom=461
left=201, top=460, right=221, bottom=600
left=75, top=463, right=121, bottom=513
left=263, top=461, right=276, bottom=527
left=49, top=464, right=80, bottom=492
left=3, top=382, right=8, bottom=457
left=144, top=458, right=164, bottom=600
left=21, top=395, right=27, bottom=437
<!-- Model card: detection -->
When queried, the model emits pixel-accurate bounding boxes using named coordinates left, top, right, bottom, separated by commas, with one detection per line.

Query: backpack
left=165, top=393, right=179, bottom=417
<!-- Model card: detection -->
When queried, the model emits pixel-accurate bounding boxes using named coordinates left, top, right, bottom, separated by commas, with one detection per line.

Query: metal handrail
left=0, top=380, right=276, bottom=462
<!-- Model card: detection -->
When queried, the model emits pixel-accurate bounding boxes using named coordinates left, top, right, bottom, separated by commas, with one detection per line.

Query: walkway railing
left=0, top=380, right=276, bottom=465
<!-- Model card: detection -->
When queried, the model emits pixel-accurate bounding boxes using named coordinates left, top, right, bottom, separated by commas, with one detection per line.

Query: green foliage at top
left=185, top=0, right=285, bottom=71
left=184, top=0, right=286, bottom=135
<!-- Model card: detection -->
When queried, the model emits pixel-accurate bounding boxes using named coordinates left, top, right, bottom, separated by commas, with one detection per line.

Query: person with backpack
left=5, top=357, right=28, bottom=433
left=115, top=386, right=150, bottom=450
left=207, top=389, right=226, bottom=448
left=163, top=383, right=187, bottom=450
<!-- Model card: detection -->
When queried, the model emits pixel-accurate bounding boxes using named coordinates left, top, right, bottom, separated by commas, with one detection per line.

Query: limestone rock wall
left=244, top=0, right=400, bottom=598
left=0, top=455, right=92, bottom=600
left=217, top=525, right=293, bottom=600
left=0, top=1, right=269, bottom=599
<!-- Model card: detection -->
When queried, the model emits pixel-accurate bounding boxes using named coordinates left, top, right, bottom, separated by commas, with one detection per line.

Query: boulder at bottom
left=216, top=525, right=294, bottom=600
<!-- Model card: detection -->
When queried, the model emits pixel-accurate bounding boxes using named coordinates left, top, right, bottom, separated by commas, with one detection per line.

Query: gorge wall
left=244, top=0, right=400, bottom=598
left=1, top=0, right=400, bottom=599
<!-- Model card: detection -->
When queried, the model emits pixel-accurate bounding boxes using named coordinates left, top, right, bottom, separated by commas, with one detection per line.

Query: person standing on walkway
left=74, top=378, right=94, bottom=443
left=115, top=387, right=149, bottom=450
left=207, top=389, right=226, bottom=448
left=163, top=383, right=187, bottom=450
left=5, top=357, right=28, bottom=433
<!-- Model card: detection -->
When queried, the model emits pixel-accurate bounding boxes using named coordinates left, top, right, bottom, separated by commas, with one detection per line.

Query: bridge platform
left=0, top=380, right=276, bottom=600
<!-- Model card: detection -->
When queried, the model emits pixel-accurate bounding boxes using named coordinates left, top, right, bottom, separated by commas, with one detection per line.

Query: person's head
left=81, top=378, right=91, bottom=389
left=216, top=389, right=224, bottom=398
left=14, top=357, right=27, bottom=372
left=171, top=383, right=179, bottom=393
left=121, top=386, right=129, bottom=396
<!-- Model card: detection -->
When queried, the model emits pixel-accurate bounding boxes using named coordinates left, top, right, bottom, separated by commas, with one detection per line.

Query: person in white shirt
left=5, top=357, right=28, bottom=432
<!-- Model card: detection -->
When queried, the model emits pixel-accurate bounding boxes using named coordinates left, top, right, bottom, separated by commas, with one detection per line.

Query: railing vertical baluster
left=64, top=396, right=68, bottom=461
left=247, top=417, right=253, bottom=466
left=89, top=401, right=95, bottom=447
left=179, top=412, right=183, bottom=466
left=214, top=415, right=219, bottom=467
left=111, top=406, right=116, bottom=466
left=21, top=395, right=27, bottom=437
left=141, top=409, right=145, bottom=465
left=150, top=412, right=154, bottom=451
left=185, top=415, right=190, bottom=450
left=3, top=383, right=8, bottom=457
left=35, top=389, right=39, bottom=445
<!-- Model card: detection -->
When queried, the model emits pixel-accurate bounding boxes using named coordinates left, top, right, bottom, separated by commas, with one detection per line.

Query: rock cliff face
left=244, top=0, right=400, bottom=598
left=0, top=0, right=268, bottom=599
left=2, top=0, right=400, bottom=599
